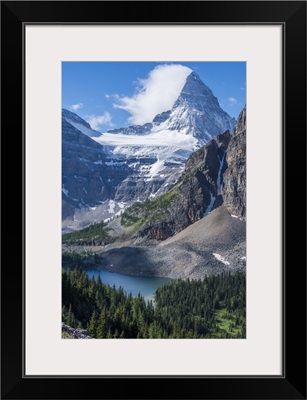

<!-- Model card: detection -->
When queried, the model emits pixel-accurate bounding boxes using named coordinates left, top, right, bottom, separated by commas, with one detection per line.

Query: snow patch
left=148, top=159, right=165, bottom=179
left=108, top=200, right=116, bottom=214
left=105, top=160, right=125, bottom=166
left=95, top=130, right=198, bottom=161
left=62, top=185, right=69, bottom=196
left=231, top=214, right=239, bottom=219
left=213, top=253, right=230, bottom=266
left=240, top=256, right=246, bottom=261
left=67, top=120, right=99, bottom=138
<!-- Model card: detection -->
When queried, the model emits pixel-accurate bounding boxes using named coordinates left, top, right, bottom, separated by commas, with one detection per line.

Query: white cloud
left=70, top=103, right=83, bottom=111
left=228, top=97, right=238, bottom=106
left=113, top=64, right=192, bottom=125
left=86, top=112, right=114, bottom=130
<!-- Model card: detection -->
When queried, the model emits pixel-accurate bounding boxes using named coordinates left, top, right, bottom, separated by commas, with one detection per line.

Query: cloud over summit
left=113, top=64, right=192, bottom=125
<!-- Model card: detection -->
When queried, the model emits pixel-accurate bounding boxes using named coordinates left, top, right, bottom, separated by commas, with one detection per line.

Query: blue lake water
left=86, top=270, right=172, bottom=302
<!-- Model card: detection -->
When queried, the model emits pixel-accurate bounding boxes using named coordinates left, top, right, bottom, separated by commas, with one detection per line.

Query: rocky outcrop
left=222, top=106, right=246, bottom=219
left=62, top=323, right=91, bottom=339
left=113, top=158, right=182, bottom=203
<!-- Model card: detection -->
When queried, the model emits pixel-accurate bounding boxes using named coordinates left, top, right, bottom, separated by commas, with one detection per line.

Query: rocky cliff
left=222, top=106, right=246, bottom=219
left=121, top=130, right=231, bottom=240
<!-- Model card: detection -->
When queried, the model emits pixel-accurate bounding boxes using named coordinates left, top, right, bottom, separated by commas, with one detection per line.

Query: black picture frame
left=1, top=1, right=306, bottom=399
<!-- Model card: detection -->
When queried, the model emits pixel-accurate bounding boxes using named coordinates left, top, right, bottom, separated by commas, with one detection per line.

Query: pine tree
left=87, top=311, right=97, bottom=337
left=96, top=310, right=107, bottom=338
left=67, top=304, right=75, bottom=327
left=62, top=305, right=67, bottom=323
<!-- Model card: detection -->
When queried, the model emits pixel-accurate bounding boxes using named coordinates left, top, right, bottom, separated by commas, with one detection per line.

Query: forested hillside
left=62, top=267, right=245, bottom=339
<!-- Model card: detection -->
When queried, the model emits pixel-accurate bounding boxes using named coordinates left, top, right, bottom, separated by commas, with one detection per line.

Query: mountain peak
left=164, top=72, right=236, bottom=141
left=179, top=71, right=214, bottom=99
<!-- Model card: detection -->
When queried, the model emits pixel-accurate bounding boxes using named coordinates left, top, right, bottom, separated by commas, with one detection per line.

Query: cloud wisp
left=70, top=103, right=83, bottom=111
left=86, top=112, right=114, bottom=130
left=227, top=97, right=238, bottom=106
left=113, top=64, right=192, bottom=125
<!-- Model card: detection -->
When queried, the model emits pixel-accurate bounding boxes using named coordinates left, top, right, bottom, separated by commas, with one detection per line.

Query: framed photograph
left=1, top=1, right=306, bottom=399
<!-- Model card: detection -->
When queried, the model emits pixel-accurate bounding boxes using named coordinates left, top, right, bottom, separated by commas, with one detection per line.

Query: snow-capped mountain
left=103, top=71, right=235, bottom=141
left=92, top=71, right=235, bottom=200
left=94, top=71, right=235, bottom=168
left=162, top=71, right=236, bottom=140
left=62, top=71, right=236, bottom=231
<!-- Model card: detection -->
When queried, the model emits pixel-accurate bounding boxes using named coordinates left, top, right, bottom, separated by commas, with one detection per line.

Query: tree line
left=62, top=266, right=246, bottom=339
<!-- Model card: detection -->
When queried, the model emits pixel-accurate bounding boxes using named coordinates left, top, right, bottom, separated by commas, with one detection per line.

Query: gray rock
left=62, top=115, right=132, bottom=216
left=62, top=323, right=91, bottom=339
left=222, top=106, right=246, bottom=219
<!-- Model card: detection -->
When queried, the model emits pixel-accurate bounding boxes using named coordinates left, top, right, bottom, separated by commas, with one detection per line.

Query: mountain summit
left=105, top=71, right=236, bottom=147
left=162, top=72, right=236, bottom=141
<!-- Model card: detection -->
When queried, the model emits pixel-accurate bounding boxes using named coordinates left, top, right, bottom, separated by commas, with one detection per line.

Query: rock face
left=123, top=130, right=231, bottom=240
left=62, top=115, right=132, bottom=219
left=222, top=106, right=246, bottom=219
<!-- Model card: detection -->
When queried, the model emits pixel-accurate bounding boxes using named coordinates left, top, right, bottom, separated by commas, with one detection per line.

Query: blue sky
left=62, top=62, right=246, bottom=131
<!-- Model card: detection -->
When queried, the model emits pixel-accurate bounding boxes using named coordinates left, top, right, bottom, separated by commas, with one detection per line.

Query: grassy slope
left=121, top=184, right=180, bottom=228
left=213, top=308, right=245, bottom=338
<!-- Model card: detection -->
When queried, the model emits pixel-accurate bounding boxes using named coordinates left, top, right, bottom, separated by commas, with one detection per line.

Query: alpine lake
left=86, top=270, right=172, bottom=302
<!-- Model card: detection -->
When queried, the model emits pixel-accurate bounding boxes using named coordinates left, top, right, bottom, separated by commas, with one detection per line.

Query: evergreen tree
left=87, top=311, right=97, bottom=336
left=67, top=304, right=75, bottom=328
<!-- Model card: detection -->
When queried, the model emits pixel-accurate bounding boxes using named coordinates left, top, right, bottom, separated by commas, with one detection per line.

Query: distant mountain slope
left=62, top=109, right=101, bottom=137
left=62, top=114, right=132, bottom=221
